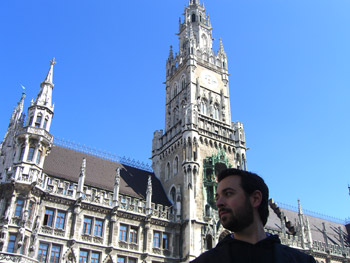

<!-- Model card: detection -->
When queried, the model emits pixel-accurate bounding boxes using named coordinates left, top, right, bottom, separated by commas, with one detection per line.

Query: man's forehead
left=217, top=175, right=241, bottom=191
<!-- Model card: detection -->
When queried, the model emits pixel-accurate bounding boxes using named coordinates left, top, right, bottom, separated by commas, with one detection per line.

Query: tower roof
left=43, top=57, right=56, bottom=84
left=34, top=58, right=56, bottom=107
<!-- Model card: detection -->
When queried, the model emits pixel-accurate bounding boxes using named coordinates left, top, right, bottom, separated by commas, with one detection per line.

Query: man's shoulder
left=275, top=243, right=316, bottom=263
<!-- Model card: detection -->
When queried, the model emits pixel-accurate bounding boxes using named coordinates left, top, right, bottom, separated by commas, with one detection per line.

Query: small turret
left=146, top=175, right=152, bottom=215
left=77, top=158, right=86, bottom=199
left=112, top=167, right=120, bottom=207
left=218, top=38, right=225, bottom=54
left=168, top=45, right=174, bottom=61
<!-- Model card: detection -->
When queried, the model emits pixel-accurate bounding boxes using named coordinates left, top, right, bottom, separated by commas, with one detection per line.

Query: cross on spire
left=50, top=57, right=56, bottom=66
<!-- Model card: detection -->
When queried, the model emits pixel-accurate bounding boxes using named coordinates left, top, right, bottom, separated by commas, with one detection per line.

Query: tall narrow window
left=55, top=211, right=66, bottom=229
left=206, top=235, right=213, bottom=249
left=37, top=243, right=49, bottom=262
left=119, top=225, right=127, bottom=241
left=27, top=147, right=35, bottom=161
left=214, top=105, right=219, bottom=120
left=153, top=232, right=160, bottom=248
left=191, top=13, right=196, bottom=22
left=170, top=187, right=176, bottom=208
left=166, top=162, right=170, bottom=180
left=162, top=233, right=169, bottom=249
left=174, top=156, right=178, bottom=175
left=28, top=116, right=34, bottom=126
left=19, top=146, right=25, bottom=161
left=7, top=234, right=16, bottom=253
left=79, top=250, right=89, bottom=263
left=43, top=118, right=48, bottom=129
left=50, top=245, right=61, bottom=263
left=43, top=208, right=54, bottom=227
left=35, top=115, right=42, bottom=128
left=36, top=150, right=42, bottom=164
left=94, top=219, right=103, bottom=237
left=14, top=199, right=24, bottom=217
left=91, top=252, right=100, bottom=263
left=129, top=227, right=138, bottom=243
left=117, top=256, right=126, bottom=263
left=201, top=101, right=207, bottom=115
left=83, top=217, right=92, bottom=235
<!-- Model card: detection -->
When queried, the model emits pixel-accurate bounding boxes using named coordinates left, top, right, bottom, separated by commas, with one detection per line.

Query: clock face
left=201, top=70, right=218, bottom=89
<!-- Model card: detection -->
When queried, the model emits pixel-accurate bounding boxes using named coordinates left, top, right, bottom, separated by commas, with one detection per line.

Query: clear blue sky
left=1, top=0, right=349, bottom=221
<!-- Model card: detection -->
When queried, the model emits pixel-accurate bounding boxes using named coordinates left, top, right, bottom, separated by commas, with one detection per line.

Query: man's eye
left=225, top=191, right=233, bottom=197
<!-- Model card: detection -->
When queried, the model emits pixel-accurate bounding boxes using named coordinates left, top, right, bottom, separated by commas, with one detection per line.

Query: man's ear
left=250, top=190, right=262, bottom=208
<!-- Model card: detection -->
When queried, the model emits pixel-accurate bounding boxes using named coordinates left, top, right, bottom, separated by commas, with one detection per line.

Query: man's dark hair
left=217, top=168, right=269, bottom=226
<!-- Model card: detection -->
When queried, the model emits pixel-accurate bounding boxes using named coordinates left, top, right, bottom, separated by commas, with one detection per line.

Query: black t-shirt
left=192, top=234, right=279, bottom=263
left=227, top=235, right=275, bottom=263
left=191, top=234, right=316, bottom=263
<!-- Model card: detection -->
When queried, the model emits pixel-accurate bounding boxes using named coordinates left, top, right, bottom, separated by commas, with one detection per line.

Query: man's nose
left=216, top=196, right=224, bottom=208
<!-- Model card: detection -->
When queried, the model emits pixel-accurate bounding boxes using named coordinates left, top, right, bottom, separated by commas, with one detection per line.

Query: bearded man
left=191, top=168, right=316, bottom=263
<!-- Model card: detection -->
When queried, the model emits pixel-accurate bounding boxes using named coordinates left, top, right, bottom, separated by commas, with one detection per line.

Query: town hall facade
left=0, top=1, right=349, bottom=263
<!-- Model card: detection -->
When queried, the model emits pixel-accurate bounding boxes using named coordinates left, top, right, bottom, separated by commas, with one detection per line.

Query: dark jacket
left=191, top=234, right=316, bottom=263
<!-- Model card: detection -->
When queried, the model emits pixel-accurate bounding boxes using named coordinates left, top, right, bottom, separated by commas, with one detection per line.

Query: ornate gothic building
left=0, top=1, right=349, bottom=263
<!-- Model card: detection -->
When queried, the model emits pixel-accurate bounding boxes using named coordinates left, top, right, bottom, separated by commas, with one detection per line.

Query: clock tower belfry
left=152, top=0, right=247, bottom=261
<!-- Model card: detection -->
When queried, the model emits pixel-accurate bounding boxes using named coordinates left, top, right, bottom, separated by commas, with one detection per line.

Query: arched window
left=191, top=13, right=196, bottom=22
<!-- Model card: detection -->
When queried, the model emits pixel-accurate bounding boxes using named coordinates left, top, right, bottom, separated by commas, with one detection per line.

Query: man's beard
left=219, top=196, right=254, bottom=232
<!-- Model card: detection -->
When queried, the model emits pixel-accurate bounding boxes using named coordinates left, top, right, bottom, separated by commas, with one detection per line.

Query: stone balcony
left=0, top=252, right=38, bottom=263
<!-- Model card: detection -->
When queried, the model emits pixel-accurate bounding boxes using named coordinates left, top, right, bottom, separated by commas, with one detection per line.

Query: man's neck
left=233, top=221, right=266, bottom=244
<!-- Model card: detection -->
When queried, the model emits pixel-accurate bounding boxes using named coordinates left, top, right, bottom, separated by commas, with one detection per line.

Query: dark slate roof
left=43, top=145, right=171, bottom=206
left=266, top=201, right=349, bottom=247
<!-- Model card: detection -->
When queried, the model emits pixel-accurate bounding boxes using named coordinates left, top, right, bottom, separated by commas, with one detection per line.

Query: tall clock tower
left=152, top=0, right=247, bottom=261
